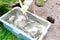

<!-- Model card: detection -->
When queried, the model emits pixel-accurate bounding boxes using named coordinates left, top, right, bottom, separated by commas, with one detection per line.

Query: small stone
left=58, top=16, right=60, bottom=19
left=44, top=0, right=48, bottom=2
left=47, top=16, right=55, bottom=24
left=56, top=1, right=60, bottom=6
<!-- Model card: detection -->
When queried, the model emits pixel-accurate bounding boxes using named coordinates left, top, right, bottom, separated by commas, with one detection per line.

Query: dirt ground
left=34, top=0, right=60, bottom=40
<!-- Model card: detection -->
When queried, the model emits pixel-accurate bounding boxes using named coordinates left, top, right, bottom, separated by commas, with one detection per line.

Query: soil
left=34, top=0, right=60, bottom=40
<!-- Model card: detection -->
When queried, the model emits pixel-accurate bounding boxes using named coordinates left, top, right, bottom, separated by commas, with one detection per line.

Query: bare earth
left=35, top=0, right=60, bottom=40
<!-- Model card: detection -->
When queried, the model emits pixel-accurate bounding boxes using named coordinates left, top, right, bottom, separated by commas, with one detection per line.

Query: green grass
left=0, top=0, right=24, bottom=40
left=0, top=0, right=16, bottom=16
left=0, top=0, right=16, bottom=3
left=0, top=4, right=9, bottom=16
left=36, top=0, right=44, bottom=7
left=0, top=23, right=23, bottom=40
